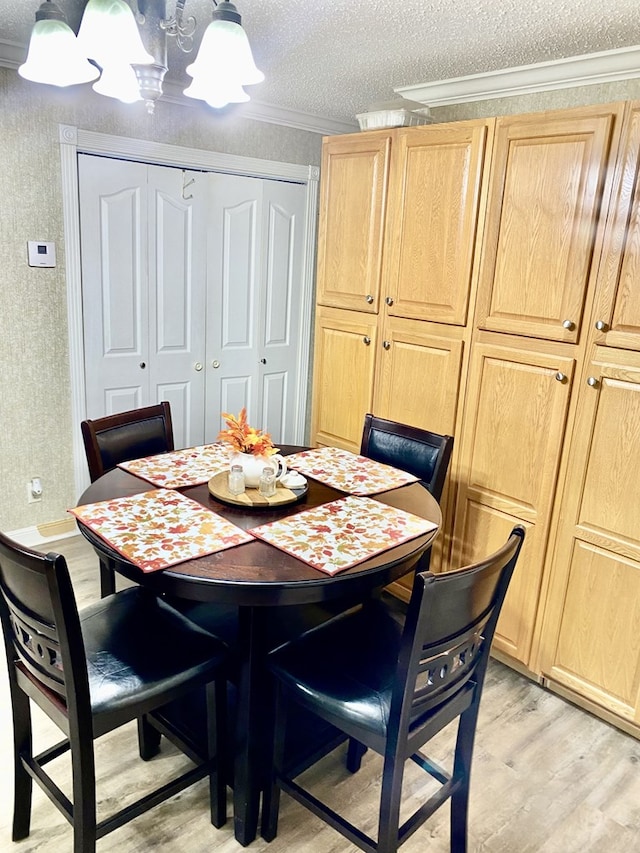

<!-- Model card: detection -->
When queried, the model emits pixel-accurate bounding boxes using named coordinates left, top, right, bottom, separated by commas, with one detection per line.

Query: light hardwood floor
left=1, top=534, right=640, bottom=852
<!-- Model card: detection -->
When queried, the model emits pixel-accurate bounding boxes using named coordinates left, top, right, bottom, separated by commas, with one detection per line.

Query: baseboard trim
left=8, top=518, right=78, bottom=547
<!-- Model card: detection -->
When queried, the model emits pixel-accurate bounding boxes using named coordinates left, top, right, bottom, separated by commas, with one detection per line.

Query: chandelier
left=18, top=0, right=264, bottom=113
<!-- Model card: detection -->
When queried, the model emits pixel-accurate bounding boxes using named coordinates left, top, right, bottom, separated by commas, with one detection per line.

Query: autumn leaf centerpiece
left=217, top=407, right=279, bottom=456
left=217, top=408, right=285, bottom=488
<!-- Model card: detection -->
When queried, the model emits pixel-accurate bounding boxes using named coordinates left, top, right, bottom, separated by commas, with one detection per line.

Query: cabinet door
left=452, top=340, right=575, bottom=664
left=311, top=307, right=377, bottom=452
left=539, top=349, right=640, bottom=723
left=476, top=105, right=622, bottom=343
left=316, top=132, right=391, bottom=313
left=383, top=120, right=489, bottom=325
left=374, top=317, right=464, bottom=585
left=373, top=317, right=464, bottom=436
left=592, top=103, right=640, bottom=351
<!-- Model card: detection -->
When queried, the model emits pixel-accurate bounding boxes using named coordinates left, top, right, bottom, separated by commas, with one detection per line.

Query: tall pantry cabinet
left=311, top=119, right=493, bottom=580
left=536, top=102, right=640, bottom=728
left=311, top=100, right=640, bottom=736
left=452, top=104, right=624, bottom=665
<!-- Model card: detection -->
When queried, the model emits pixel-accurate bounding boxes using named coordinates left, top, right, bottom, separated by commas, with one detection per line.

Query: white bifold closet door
left=79, top=154, right=307, bottom=450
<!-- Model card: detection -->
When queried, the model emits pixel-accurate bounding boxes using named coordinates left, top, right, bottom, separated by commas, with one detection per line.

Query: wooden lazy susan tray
left=208, top=471, right=308, bottom=508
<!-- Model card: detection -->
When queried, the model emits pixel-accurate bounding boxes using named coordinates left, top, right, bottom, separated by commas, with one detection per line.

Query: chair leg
left=207, top=679, right=227, bottom=828
left=260, top=686, right=287, bottom=842
left=99, top=558, right=116, bottom=598
left=137, top=715, right=162, bottom=760
left=450, top=707, right=478, bottom=853
left=70, top=725, right=97, bottom=853
left=11, top=686, right=33, bottom=841
left=346, top=738, right=368, bottom=773
left=376, top=748, right=406, bottom=853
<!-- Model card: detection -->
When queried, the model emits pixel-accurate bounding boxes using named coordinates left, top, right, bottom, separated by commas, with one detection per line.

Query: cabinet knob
left=362, top=336, right=371, bottom=345
left=562, top=319, right=575, bottom=331
left=383, top=340, right=391, bottom=350
left=365, top=294, right=374, bottom=304
left=586, top=376, right=599, bottom=388
left=385, top=296, right=394, bottom=306
left=555, top=372, right=567, bottom=383
left=595, top=320, right=608, bottom=332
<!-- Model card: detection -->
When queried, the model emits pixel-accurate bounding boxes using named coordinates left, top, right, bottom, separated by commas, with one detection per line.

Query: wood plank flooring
left=1, top=534, right=640, bottom=852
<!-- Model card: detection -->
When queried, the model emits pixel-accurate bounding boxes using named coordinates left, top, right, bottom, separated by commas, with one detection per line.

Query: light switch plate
left=27, top=241, right=56, bottom=267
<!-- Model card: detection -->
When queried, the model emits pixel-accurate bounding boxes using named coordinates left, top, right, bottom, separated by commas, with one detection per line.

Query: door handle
left=194, top=362, right=203, bottom=372
left=212, top=360, right=220, bottom=369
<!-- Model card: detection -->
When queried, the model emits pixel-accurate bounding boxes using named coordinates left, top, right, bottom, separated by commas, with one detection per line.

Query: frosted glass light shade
left=186, top=19, right=264, bottom=87
left=183, top=76, right=249, bottom=109
left=77, top=0, right=153, bottom=67
left=93, top=63, right=142, bottom=103
left=18, top=14, right=99, bottom=87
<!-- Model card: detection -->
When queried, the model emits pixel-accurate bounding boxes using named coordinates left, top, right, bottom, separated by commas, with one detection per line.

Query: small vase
left=232, top=451, right=287, bottom=488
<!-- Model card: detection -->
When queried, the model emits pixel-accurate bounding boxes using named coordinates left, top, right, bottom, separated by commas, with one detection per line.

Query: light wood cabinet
left=592, top=102, right=640, bottom=351
left=538, top=347, right=640, bottom=724
left=311, top=306, right=377, bottom=452
left=316, top=131, right=391, bottom=313
left=475, top=105, right=620, bottom=344
left=452, top=336, right=576, bottom=662
left=311, top=120, right=491, bottom=586
left=373, top=318, right=466, bottom=582
left=383, top=121, right=491, bottom=325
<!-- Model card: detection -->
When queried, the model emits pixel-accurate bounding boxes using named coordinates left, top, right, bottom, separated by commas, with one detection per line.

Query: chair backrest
left=0, top=532, right=89, bottom=717
left=393, top=526, right=525, bottom=734
left=81, top=402, right=174, bottom=482
left=360, top=414, right=453, bottom=502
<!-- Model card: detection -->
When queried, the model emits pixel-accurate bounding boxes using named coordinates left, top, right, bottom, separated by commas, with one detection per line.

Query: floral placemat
left=249, top=495, right=437, bottom=576
left=118, top=443, right=232, bottom=488
left=285, top=446, right=419, bottom=495
left=69, top=489, right=253, bottom=573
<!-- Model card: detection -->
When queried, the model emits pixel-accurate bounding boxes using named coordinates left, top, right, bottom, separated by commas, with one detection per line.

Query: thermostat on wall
left=27, top=241, right=56, bottom=268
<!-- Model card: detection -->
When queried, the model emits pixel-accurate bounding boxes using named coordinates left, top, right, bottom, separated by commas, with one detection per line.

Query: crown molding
left=159, top=78, right=358, bottom=135
left=396, top=45, right=640, bottom=107
left=0, top=38, right=356, bottom=136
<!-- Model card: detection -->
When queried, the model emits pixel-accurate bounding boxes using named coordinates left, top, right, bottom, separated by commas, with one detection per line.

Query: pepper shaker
left=259, top=466, right=276, bottom=498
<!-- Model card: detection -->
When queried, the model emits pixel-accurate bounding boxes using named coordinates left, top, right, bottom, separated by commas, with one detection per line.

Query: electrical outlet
left=27, top=478, right=43, bottom=503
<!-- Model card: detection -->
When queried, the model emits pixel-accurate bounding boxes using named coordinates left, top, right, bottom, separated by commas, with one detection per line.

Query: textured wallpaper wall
left=0, top=68, right=322, bottom=534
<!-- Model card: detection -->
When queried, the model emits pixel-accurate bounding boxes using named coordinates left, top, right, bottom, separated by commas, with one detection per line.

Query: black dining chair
left=81, top=402, right=175, bottom=484
left=360, top=413, right=454, bottom=505
left=261, top=526, right=526, bottom=853
left=81, top=402, right=175, bottom=598
left=0, top=531, right=229, bottom=853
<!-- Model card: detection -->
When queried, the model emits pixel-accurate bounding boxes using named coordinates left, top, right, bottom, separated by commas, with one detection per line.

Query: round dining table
left=76, top=446, right=441, bottom=846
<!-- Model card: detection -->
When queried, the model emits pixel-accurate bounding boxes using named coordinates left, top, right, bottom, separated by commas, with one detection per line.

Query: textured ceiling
left=6, top=0, right=640, bottom=122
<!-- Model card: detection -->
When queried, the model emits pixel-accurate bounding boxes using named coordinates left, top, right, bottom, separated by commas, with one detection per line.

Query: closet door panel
left=149, top=168, right=206, bottom=447
left=79, top=155, right=149, bottom=418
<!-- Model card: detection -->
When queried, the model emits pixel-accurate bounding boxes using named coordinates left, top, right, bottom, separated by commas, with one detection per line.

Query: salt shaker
left=259, top=466, right=276, bottom=498
left=228, top=464, right=245, bottom=495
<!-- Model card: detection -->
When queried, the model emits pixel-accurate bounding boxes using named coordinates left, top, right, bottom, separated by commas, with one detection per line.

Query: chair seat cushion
left=268, top=600, right=405, bottom=739
left=80, top=588, right=227, bottom=725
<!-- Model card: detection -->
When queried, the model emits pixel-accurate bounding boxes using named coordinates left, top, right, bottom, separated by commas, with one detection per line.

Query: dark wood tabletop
left=77, top=446, right=442, bottom=607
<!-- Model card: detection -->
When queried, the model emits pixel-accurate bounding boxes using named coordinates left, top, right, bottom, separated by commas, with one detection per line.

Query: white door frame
left=59, top=124, right=319, bottom=497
